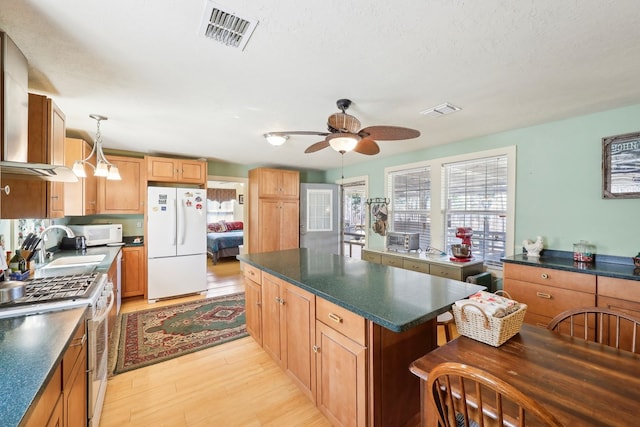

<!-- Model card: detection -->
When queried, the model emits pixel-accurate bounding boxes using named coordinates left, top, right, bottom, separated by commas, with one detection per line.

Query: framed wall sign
left=602, top=131, right=640, bottom=199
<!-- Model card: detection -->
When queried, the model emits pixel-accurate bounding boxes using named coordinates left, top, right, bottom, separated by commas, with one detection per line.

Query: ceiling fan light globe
left=328, top=133, right=360, bottom=153
left=264, top=133, right=288, bottom=146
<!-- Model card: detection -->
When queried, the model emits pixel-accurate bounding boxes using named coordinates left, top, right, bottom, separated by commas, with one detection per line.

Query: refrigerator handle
left=177, top=196, right=185, bottom=245
left=171, top=198, right=177, bottom=246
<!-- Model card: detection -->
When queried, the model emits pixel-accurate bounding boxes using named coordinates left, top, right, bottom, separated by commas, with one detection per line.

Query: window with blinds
left=443, top=155, right=508, bottom=267
left=387, top=166, right=431, bottom=250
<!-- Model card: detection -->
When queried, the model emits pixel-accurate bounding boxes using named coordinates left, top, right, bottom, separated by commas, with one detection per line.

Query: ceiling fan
left=263, top=99, right=421, bottom=155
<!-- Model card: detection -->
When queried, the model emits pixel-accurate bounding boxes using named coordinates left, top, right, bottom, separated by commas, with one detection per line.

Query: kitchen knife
left=29, top=237, right=41, bottom=252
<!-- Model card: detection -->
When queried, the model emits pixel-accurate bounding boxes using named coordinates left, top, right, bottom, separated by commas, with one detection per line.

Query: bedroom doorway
left=206, top=176, right=248, bottom=286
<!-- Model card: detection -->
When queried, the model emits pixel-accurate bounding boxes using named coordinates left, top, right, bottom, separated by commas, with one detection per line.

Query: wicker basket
left=452, top=302, right=527, bottom=347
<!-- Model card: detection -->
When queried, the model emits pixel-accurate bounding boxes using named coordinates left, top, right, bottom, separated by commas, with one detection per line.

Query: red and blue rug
left=112, top=293, right=247, bottom=374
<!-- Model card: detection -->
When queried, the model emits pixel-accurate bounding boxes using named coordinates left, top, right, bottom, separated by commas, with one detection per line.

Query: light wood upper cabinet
left=64, top=137, right=97, bottom=216
left=97, top=155, right=146, bottom=214
left=146, top=156, right=207, bottom=185
left=1, top=93, right=67, bottom=219
left=254, top=167, right=299, bottom=199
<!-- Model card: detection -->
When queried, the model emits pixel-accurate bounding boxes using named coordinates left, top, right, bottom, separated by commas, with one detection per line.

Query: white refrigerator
left=147, top=186, right=207, bottom=301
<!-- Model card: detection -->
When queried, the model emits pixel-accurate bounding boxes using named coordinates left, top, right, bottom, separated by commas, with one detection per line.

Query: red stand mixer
left=450, top=227, right=473, bottom=262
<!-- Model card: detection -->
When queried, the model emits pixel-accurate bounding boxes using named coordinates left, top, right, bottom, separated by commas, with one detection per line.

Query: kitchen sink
left=44, top=254, right=106, bottom=268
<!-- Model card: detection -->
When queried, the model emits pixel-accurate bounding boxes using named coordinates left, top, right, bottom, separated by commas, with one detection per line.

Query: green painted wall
left=326, top=104, right=640, bottom=259
left=207, top=160, right=325, bottom=183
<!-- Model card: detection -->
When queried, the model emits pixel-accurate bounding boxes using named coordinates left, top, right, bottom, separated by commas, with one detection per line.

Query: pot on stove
left=0, top=280, right=26, bottom=303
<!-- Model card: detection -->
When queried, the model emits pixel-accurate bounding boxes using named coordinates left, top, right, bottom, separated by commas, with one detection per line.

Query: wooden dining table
left=410, top=323, right=640, bottom=427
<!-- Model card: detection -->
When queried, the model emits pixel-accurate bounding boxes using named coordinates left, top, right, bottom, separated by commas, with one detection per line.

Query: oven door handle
left=90, top=288, right=115, bottom=326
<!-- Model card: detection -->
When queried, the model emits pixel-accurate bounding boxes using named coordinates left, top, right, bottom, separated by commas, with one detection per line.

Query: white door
left=300, top=183, right=340, bottom=255
left=147, top=187, right=177, bottom=258
left=176, top=188, right=207, bottom=256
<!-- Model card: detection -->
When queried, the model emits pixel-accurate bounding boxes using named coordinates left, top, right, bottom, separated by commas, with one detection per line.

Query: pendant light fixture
left=72, top=114, right=121, bottom=180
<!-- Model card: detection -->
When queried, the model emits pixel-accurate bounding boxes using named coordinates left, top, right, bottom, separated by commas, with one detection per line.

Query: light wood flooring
left=101, top=257, right=454, bottom=426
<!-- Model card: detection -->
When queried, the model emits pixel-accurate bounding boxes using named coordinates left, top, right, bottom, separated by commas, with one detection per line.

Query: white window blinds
left=443, top=155, right=508, bottom=267
left=387, top=166, right=431, bottom=250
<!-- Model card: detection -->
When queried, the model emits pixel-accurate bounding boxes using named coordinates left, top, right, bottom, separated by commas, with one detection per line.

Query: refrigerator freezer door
left=176, top=188, right=207, bottom=256
left=147, top=187, right=177, bottom=258
left=147, top=254, right=207, bottom=301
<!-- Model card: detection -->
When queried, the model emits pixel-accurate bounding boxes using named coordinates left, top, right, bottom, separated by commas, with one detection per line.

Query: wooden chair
left=427, top=362, right=563, bottom=427
left=547, top=306, right=640, bottom=353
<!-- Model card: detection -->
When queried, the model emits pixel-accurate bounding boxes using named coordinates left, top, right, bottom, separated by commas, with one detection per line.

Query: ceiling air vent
left=420, top=102, right=462, bottom=118
left=200, top=1, right=258, bottom=51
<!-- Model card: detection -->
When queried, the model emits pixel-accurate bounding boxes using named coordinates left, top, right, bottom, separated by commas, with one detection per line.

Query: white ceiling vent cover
left=420, top=102, right=462, bottom=118
left=200, top=1, right=258, bottom=51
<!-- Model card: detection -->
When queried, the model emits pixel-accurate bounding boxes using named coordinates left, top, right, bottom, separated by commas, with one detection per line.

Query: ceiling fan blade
left=360, top=126, right=420, bottom=141
left=353, top=138, right=380, bottom=155
left=304, top=140, right=330, bottom=153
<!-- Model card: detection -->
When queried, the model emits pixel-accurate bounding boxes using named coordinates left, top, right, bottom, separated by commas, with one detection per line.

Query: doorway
left=340, top=177, right=367, bottom=259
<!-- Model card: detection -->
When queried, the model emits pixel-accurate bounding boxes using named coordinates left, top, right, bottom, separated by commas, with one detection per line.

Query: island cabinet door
left=262, top=274, right=285, bottom=366
left=315, top=321, right=367, bottom=427
left=282, top=284, right=316, bottom=402
left=244, top=274, right=263, bottom=346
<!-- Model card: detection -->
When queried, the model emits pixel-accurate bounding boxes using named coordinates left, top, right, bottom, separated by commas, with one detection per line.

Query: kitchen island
left=238, top=248, right=485, bottom=427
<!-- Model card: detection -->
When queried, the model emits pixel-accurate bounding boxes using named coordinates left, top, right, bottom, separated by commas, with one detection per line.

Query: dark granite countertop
left=237, top=248, right=485, bottom=332
left=0, top=307, right=87, bottom=426
left=502, top=250, right=640, bottom=281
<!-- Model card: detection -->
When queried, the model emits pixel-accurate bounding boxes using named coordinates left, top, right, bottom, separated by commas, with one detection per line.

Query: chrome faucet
left=37, top=225, right=76, bottom=264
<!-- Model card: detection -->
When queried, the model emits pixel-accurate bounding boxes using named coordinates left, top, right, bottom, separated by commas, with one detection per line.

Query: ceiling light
left=420, top=102, right=462, bottom=117
left=327, top=133, right=361, bottom=153
left=73, top=114, right=121, bottom=180
left=264, top=133, right=288, bottom=146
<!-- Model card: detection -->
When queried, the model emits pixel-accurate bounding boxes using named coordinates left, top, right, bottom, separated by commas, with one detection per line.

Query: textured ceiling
left=2, top=0, right=640, bottom=172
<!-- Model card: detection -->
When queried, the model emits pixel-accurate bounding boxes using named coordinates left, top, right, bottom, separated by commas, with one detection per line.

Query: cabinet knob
left=541, top=273, right=549, bottom=279
left=275, top=296, right=285, bottom=305
left=313, top=345, right=320, bottom=353
left=3, top=185, right=10, bottom=195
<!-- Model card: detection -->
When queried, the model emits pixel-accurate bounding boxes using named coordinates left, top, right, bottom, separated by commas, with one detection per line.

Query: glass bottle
left=9, top=250, right=22, bottom=273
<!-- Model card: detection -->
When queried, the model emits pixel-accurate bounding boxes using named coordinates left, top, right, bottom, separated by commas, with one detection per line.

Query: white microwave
left=68, top=224, right=123, bottom=247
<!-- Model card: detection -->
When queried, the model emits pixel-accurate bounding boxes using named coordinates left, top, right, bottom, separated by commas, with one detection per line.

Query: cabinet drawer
left=403, top=258, right=430, bottom=274
left=62, top=318, right=86, bottom=387
left=598, top=276, right=640, bottom=303
left=381, top=254, right=403, bottom=268
left=242, top=263, right=262, bottom=284
left=598, top=295, right=640, bottom=319
left=504, top=263, right=596, bottom=293
left=316, top=297, right=366, bottom=346
left=362, top=250, right=381, bottom=264
left=504, top=279, right=595, bottom=321
left=430, top=265, right=461, bottom=280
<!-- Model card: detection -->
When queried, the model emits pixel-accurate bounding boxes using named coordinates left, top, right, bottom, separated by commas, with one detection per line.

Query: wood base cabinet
left=597, top=276, right=640, bottom=352
left=261, top=272, right=316, bottom=401
left=503, top=263, right=596, bottom=327
left=245, top=266, right=435, bottom=427
left=23, top=316, right=87, bottom=427
left=122, top=246, right=145, bottom=298
left=243, top=263, right=262, bottom=345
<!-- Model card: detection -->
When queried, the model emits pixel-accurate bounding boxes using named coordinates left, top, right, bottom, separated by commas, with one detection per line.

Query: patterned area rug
left=112, top=293, right=247, bottom=375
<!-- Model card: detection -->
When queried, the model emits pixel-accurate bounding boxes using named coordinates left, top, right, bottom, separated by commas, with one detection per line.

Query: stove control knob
left=104, top=281, right=114, bottom=293
left=97, top=298, right=106, bottom=310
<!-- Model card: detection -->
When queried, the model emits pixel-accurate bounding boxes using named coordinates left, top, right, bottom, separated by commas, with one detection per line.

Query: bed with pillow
left=207, top=221, right=244, bottom=264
